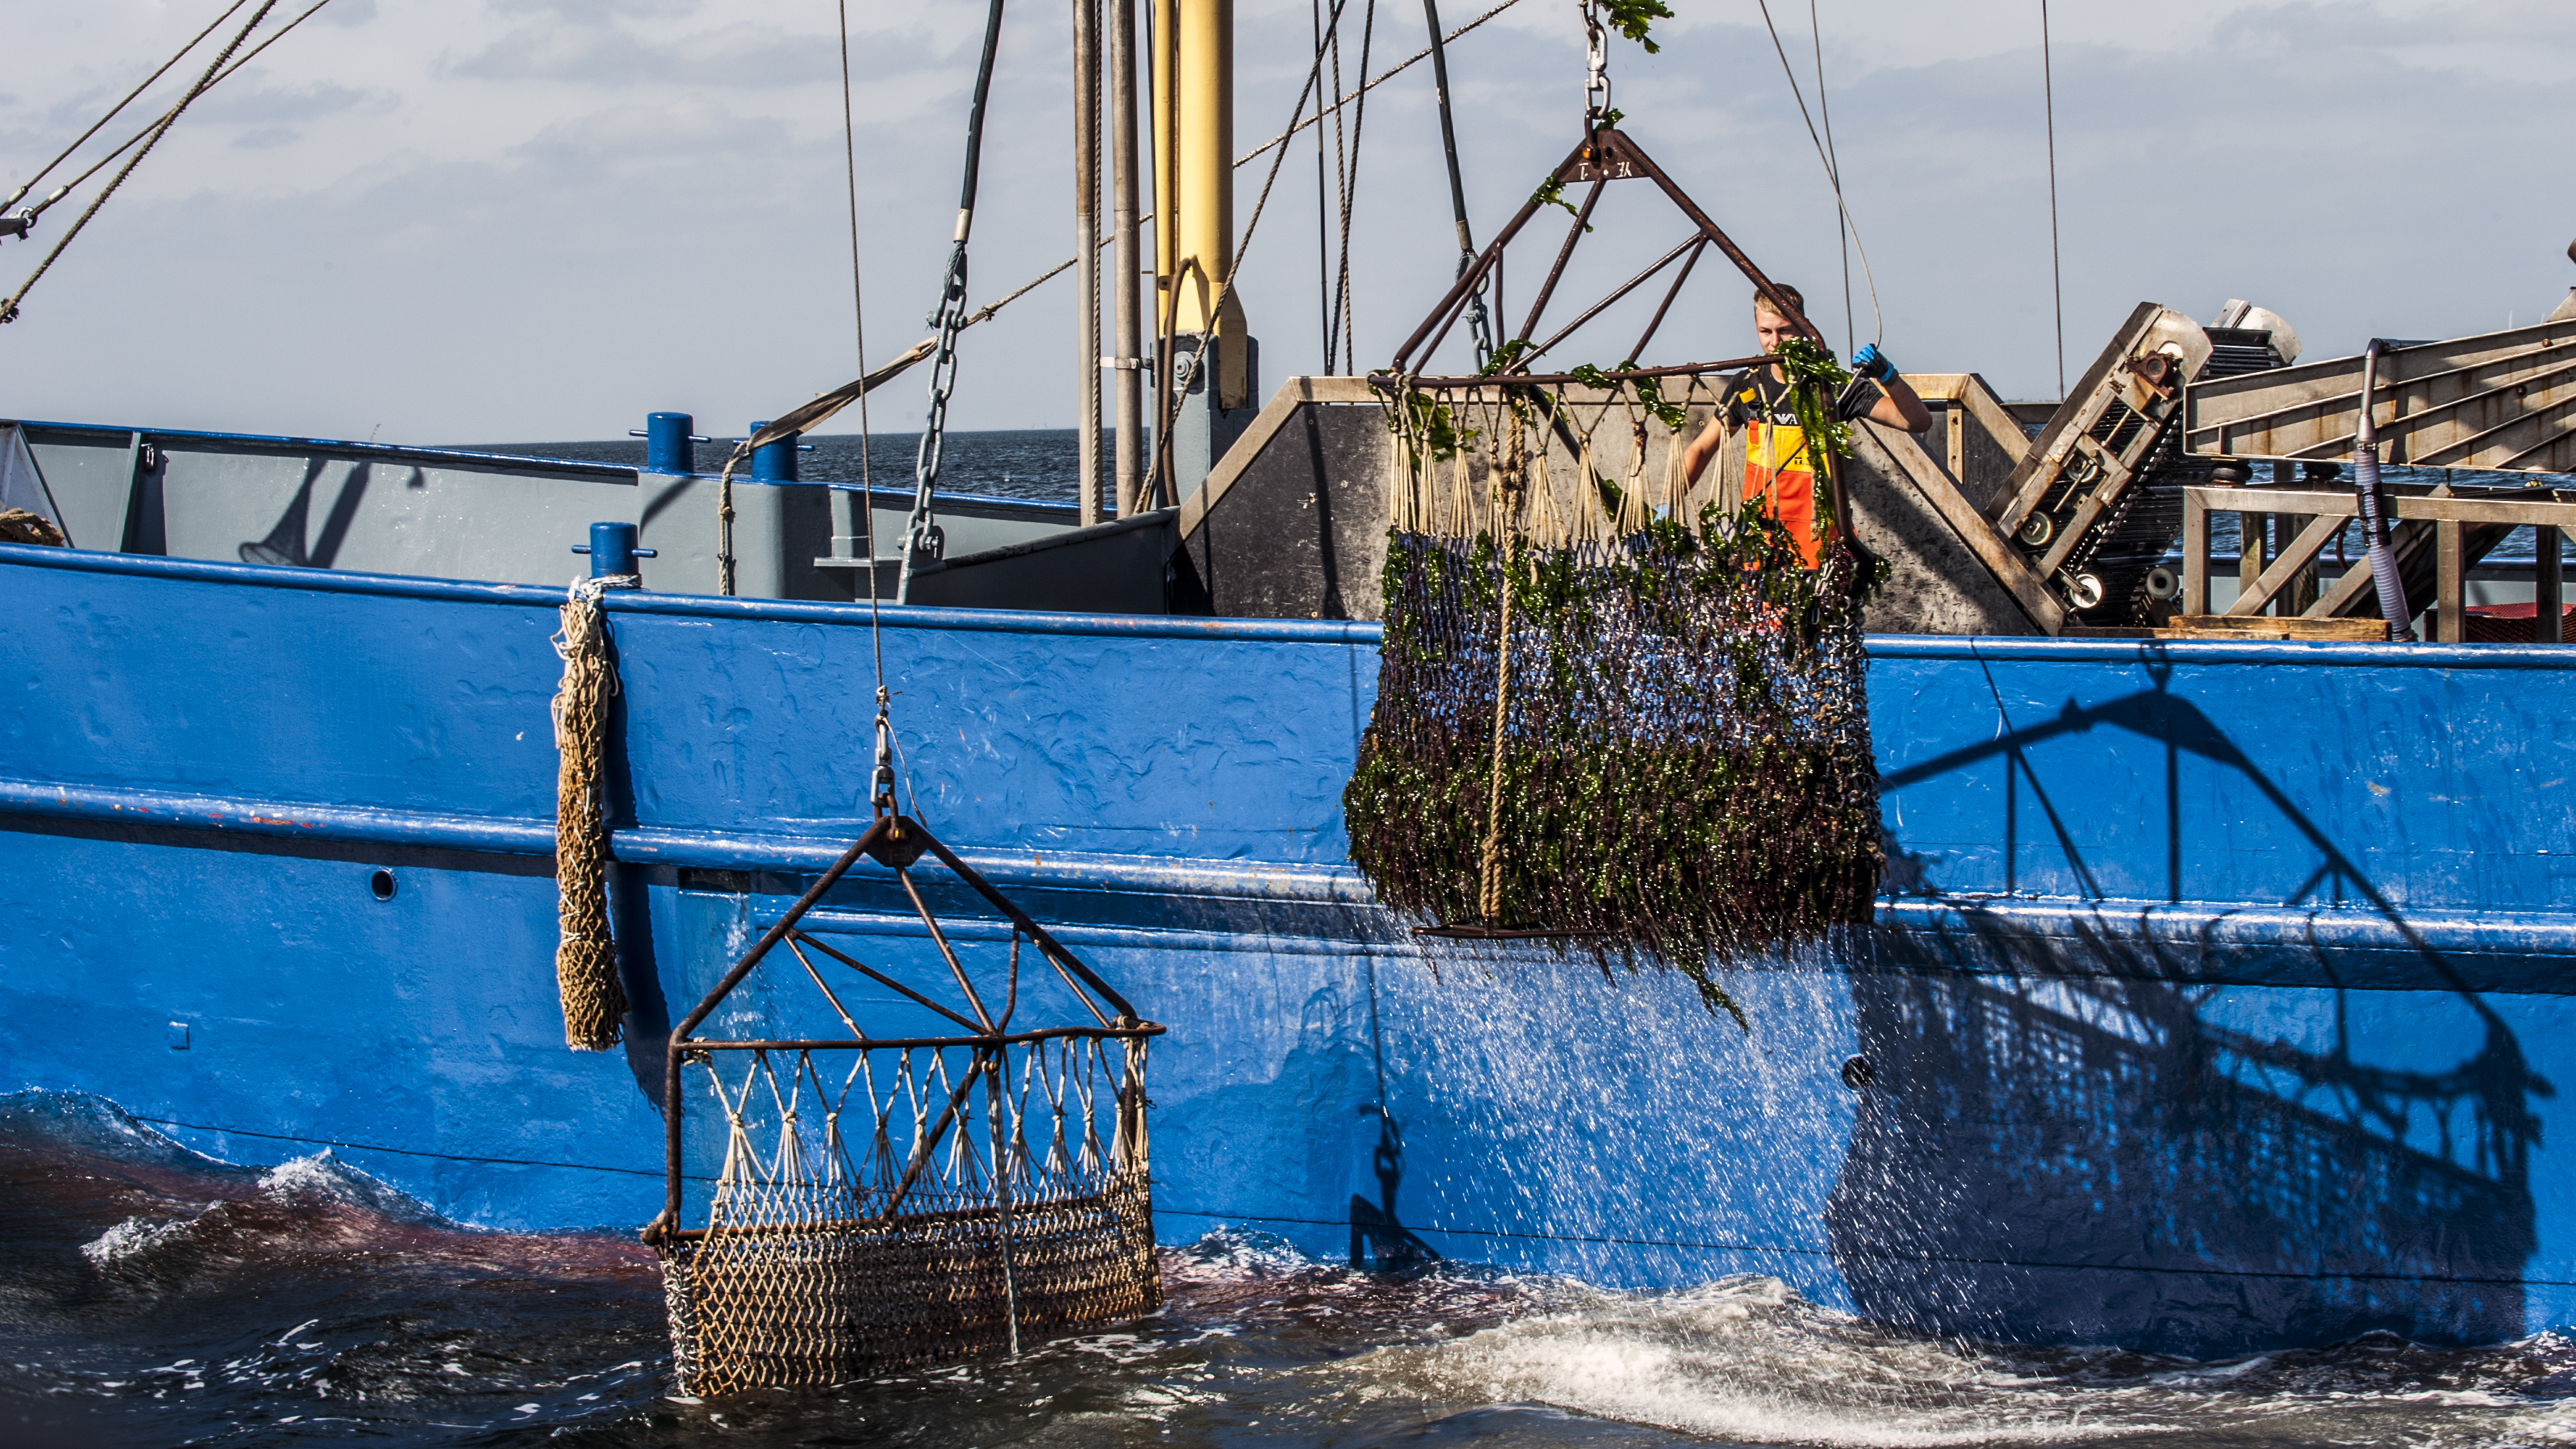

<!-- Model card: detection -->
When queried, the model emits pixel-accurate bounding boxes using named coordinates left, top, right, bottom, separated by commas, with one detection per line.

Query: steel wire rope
left=1241, top=0, right=1526, bottom=162
left=1750, top=0, right=1880, bottom=348
left=836, top=0, right=912, bottom=819
left=1805, top=0, right=1851, bottom=354
left=1419, top=0, right=1493, bottom=366
left=1314, top=0, right=1335, bottom=367
left=2, top=0, right=254, bottom=216
left=838, top=0, right=1523, bottom=391
left=1144, top=0, right=1360, bottom=500
left=7, top=0, right=340, bottom=233
left=1, top=0, right=282, bottom=326
left=1325, top=0, right=1350, bottom=372
left=1331, top=0, right=1381, bottom=375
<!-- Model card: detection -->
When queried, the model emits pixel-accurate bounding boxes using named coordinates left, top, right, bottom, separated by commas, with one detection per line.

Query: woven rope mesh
left=660, top=1033, right=1157, bottom=1394
left=1345, top=379, right=1884, bottom=1010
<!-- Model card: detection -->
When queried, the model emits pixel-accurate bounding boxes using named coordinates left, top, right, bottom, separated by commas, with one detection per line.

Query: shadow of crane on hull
left=1842, top=662, right=2550, bottom=1356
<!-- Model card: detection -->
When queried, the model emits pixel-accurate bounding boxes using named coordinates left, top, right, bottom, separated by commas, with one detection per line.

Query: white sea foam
left=1358, top=1276, right=2134, bottom=1447
left=80, top=1214, right=196, bottom=1268
left=255, top=1149, right=447, bottom=1225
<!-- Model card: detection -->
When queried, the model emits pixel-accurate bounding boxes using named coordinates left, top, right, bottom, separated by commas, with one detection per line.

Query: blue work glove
left=1851, top=343, right=1896, bottom=383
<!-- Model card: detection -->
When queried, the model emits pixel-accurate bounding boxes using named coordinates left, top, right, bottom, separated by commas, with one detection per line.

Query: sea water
left=5, top=1089, right=2573, bottom=1448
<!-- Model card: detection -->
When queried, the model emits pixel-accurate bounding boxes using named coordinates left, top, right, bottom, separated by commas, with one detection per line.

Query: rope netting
left=1345, top=373, right=1885, bottom=1020
left=663, top=1032, right=1155, bottom=1394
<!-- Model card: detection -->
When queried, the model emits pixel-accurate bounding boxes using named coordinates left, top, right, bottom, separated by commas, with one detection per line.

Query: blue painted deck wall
left=3, top=542, right=2571, bottom=1355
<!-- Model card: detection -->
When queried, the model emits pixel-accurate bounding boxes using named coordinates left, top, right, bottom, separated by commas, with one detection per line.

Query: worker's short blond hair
left=1753, top=284, right=1805, bottom=318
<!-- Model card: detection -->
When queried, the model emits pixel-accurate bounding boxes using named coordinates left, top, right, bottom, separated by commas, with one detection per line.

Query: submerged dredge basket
left=645, top=813, right=1162, bottom=1395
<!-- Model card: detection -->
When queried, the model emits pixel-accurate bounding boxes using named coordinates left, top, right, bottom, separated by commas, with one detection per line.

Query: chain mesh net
left=1345, top=376, right=1884, bottom=1017
left=661, top=1030, right=1157, bottom=1394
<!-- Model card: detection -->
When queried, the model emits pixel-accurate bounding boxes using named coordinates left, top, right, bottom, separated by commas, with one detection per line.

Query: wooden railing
left=2182, top=482, right=2576, bottom=642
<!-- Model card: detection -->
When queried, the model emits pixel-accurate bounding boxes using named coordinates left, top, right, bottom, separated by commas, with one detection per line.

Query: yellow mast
left=1151, top=0, right=1251, bottom=408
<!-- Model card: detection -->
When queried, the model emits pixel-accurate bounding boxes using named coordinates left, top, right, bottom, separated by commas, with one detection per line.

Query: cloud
left=196, top=81, right=382, bottom=126
left=483, top=0, right=704, bottom=19
left=444, top=22, right=855, bottom=89
left=504, top=98, right=799, bottom=176
left=1, top=0, right=2569, bottom=440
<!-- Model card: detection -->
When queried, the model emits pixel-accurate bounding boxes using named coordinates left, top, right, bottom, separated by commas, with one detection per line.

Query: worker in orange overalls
left=1679, top=283, right=1932, bottom=565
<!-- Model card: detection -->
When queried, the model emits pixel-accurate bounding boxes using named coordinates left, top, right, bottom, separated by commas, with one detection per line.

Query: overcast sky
left=1, top=0, right=2568, bottom=445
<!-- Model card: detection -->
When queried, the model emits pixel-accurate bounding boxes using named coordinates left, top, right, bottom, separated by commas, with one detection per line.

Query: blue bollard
left=569, top=520, right=657, bottom=584
left=632, top=412, right=700, bottom=475
left=748, top=421, right=800, bottom=483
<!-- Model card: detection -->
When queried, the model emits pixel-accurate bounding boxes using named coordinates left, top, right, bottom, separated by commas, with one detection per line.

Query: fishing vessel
left=5, top=0, right=2576, bottom=1366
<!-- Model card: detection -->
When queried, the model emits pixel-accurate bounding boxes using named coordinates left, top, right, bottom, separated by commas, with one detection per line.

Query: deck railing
left=2181, top=482, right=2576, bottom=642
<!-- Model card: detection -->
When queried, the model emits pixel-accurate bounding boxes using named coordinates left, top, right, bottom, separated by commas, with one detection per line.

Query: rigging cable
left=6, top=0, right=340, bottom=236
left=1145, top=0, right=1361, bottom=496
left=841, top=0, right=913, bottom=817
left=1, top=0, right=283, bottom=325
left=1806, top=0, right=1851, bottom=355
left=1238, top=0, right=1525, bottom=163
left=1751, top=0, right=1880, bottom=347
left=765, top=0, right=1526, bottom=412
left=1326, top=0, right=1348, bottom=372
left=1314, top=0, right=1335, bottom=368
left=2041, top=0, right=2064, bottom=399
left=3, top=0, right=254, bottom=216
left=1331, top=0, right=1381, bottom=373
left=1419, top=0, right=1492, bottom=366
left=895, top=0, right=1012, bottom=605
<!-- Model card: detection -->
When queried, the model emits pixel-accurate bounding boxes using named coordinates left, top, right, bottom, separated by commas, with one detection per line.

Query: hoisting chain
left=1462, top=260, right=1496, bottom=367
left=897, top=237, right=971, bottom=602
left=1580, top=0, right=1611, bottom=130
left=895, top=0, right=1007, bottom=604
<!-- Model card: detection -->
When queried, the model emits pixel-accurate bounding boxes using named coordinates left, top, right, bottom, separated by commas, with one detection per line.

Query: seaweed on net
left=1345, top=368, right=1884, bottom=1024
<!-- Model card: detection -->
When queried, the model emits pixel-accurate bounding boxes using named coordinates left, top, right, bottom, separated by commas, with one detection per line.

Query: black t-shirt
left=1723, top=368, right=1801, bottom=429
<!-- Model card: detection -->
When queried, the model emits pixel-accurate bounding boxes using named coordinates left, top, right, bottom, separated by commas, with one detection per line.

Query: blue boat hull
left=6, top=542, right=2572, bottom=1357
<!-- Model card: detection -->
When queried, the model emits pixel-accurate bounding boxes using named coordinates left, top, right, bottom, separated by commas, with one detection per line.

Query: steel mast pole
left=1109, top=0, right=1144, bottom=515
left=1074, top=0, right=1105, bottom=525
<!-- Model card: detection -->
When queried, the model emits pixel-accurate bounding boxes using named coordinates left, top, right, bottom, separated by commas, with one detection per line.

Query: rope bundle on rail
left=552, top=577, right=629, bottom=1051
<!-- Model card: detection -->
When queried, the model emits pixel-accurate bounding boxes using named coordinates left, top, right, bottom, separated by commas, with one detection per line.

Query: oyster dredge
left=4, top=0, right=2576, bottom=1373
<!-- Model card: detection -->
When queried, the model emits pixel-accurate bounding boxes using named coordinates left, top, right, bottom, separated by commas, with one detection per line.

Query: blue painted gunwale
left=4, top=538, right=2573, bottom=1355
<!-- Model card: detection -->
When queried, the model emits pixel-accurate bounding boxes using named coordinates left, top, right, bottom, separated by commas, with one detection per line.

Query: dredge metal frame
left=650, top=811, right=1163, bottom=1237
left=642, top=811, right=1165, bottom=1389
